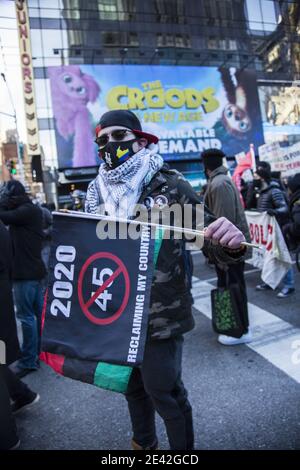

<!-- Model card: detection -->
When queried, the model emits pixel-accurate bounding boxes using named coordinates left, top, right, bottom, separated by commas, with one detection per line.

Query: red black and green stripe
left=40, top=351, right=132, bottom=393
left=40, top=291, right=132, bottom=393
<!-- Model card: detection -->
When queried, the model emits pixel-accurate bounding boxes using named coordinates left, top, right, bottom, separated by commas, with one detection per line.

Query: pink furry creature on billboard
left=48, top=66, right=100, bottom=168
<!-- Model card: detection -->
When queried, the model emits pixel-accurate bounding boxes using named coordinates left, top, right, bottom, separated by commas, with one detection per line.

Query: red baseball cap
left=95, top=110, right=159, bottom=144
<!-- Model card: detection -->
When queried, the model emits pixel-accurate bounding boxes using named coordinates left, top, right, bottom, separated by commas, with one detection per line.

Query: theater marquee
left=15, top=0, right=40, bottom=155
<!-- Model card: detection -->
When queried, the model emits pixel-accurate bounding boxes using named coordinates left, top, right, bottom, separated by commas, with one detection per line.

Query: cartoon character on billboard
left=214, top=68, right=263, bottom=154
left=220, top=68, right=252, bottom=138
left=48, top=66, right=100, bottom=168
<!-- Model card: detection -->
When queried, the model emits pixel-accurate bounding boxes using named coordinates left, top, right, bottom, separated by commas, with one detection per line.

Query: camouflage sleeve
left=175, top=174, right=246, bottom=265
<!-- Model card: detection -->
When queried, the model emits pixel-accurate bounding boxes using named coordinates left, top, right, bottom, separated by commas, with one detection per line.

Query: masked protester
left=85, top=109, right=247, bottom=451
left=0, top=181, right=46, bottom=378
left=245, top=161, right=288, bottom=221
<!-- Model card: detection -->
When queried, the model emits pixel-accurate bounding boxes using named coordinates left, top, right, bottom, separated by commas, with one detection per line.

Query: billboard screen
left=258, top=85, right=300, bottom=144
left=48, top=65, right=264, bottom=169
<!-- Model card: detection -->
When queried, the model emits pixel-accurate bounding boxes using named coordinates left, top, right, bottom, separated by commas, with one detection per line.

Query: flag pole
left=54, top=210, right=260, bottom=249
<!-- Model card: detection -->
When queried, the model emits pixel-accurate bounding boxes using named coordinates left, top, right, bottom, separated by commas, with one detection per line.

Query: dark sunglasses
left=95, top=129, right=133, bottom=148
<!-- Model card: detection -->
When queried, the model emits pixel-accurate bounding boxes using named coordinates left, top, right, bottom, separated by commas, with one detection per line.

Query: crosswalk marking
left=192, top=277, right=300, bottom=384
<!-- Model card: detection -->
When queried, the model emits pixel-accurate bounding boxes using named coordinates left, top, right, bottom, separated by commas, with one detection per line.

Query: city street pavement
left=16, top=253, right=300, bottom=450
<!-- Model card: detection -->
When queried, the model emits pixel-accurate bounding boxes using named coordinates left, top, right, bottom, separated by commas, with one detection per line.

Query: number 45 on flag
left=92, top=268, right=113, bottom=311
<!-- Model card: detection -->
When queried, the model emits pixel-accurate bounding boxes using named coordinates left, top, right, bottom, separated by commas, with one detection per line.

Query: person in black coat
left=0, top=220, right=19, bottom=365
left=0, top=180, right=46, bottom=377
left=0, top=220, right=39, bottom=450
left=246, top=162, right=288, bottom=225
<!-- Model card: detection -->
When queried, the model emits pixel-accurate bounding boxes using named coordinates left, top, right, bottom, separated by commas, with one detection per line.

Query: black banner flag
left=41, top=212, right=155, bottom=389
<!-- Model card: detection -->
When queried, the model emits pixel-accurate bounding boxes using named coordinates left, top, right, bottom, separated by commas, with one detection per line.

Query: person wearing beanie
left=247, top=160, right=294, bottom=297
left=85, top=109, right=247, bottom=450
left=256, top=161, right=272, bottom=182
left=246, top=161, right=288, bottom=218
left=201, top=148, right=252, bottom=346
left=201, top=148, right=226, bottom=173
left=247, top=161, right=278, bottom=206
left=282, top=173, right=300, bottom=251
left=0, top=180, right=46, bottom=378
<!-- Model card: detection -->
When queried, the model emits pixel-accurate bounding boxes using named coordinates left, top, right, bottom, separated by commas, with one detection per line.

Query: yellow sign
left=106, top=80, right=220, bottom=113
left=15, top=0, right=41, bottom=155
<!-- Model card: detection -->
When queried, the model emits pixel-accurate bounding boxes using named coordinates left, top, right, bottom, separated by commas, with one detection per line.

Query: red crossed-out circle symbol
left=78, top=252, right=130, bottom=325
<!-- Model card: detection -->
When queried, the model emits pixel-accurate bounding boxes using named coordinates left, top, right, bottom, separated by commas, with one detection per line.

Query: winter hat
left=201, top=149, right=226, bottom=171
left=256, top=161, right=271, bottom=181
left=287, top=173, right=300, bottom=194
left=95, top=110, right=159, bottom=144
left=2, top=180, right=26, bottom=197
left=0, top=180, right=28, bottom=210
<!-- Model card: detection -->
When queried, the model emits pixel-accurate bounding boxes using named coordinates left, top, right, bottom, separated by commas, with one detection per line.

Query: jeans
left=125, top=336, right=194, bottom=450
left=13, top=280, right=44, bottom=370
left=282, top=267, right=295, bottom=289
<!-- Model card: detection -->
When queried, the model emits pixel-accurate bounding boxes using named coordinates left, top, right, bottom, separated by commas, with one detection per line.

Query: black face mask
left=99, top=139, right=137, bottom=169
left=253, top=179, right=262, bottom=189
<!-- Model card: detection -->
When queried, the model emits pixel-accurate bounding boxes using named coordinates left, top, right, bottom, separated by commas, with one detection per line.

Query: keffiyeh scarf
left=85, top=144, right=164, bottom=217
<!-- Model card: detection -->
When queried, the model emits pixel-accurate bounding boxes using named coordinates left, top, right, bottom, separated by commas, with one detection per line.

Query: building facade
left=25, top=0, right=300, bottom=203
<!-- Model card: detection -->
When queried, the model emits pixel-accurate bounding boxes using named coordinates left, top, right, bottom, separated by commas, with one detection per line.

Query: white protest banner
left=280, top=141, right=300, bottom=176
left=258, top=142, right=284, bottom=171
left=258, top=141, right=300, bottom=176
left=245, top=211, right=292, bottom=289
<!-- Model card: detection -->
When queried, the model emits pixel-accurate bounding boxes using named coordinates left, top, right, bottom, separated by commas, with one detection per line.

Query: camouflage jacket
left=86, top=164, right=246, bottom=341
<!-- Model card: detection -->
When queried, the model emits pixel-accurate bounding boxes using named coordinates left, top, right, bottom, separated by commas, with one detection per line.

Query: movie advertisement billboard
left=48, top=65, right=264, bottom=169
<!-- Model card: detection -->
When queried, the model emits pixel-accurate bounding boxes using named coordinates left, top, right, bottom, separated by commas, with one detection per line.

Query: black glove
left=267, top=209, right=276, bottom=216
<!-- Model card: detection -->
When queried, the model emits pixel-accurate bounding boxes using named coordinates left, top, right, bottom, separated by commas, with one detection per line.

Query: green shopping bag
left=211, top=281, right=245, bottom=339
